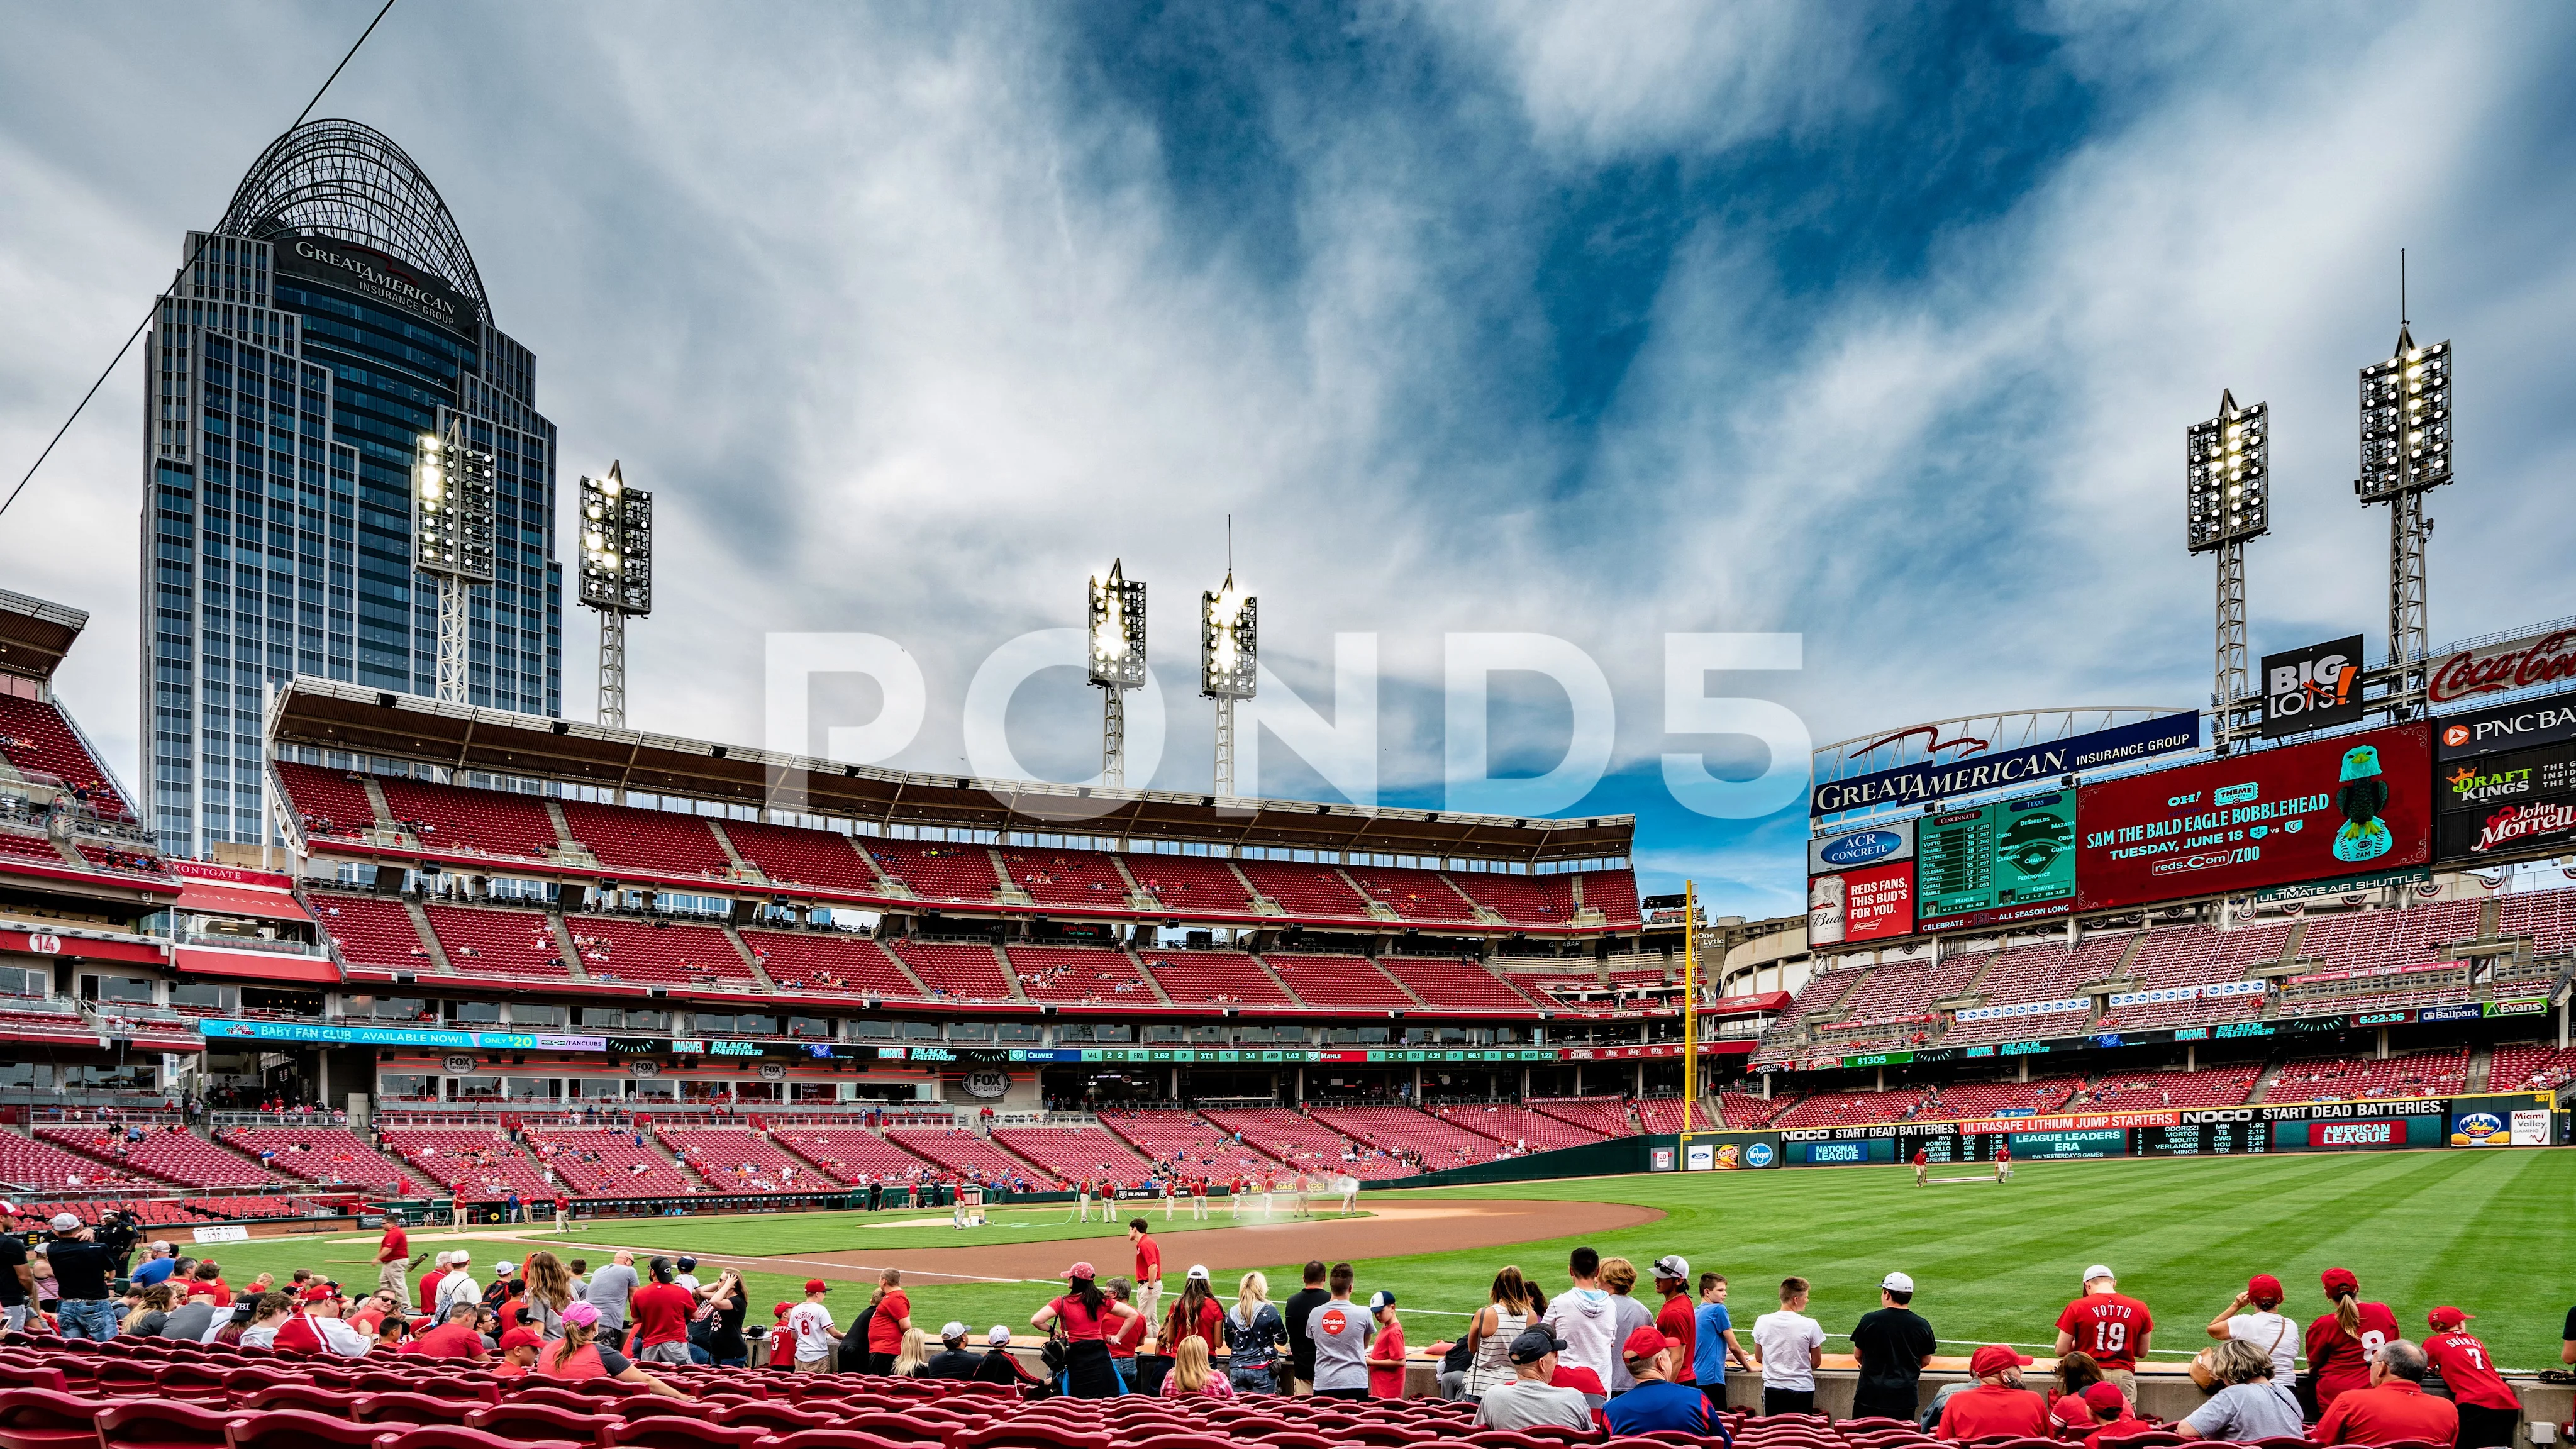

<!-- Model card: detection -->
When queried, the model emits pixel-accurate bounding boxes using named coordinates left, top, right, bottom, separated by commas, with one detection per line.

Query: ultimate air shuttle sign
left=1810, top=711, right=2201, bottom=816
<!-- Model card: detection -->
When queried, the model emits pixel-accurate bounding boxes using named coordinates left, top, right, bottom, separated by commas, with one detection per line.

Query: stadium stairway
left=546, top=916, right=591, bottom=984
left=357, top=775, right=396, bottom=833
left=718, top=924, right=783, bottom=993
left=2467, top=1043, right=2492, bottom=1092
left=2248, top=1060, right=2287, bottom=1103
left=398, top=899, right=455, bottom=973
left=706, top=819, right=755, bottom=875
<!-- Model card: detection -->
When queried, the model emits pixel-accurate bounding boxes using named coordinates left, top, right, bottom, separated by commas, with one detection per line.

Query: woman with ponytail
left=2303, top=1267, right=2399, bottom=1413
left=1033, top=1260, right=1141, bottom=1398
left=539, top=1300, right=693, bottom=1397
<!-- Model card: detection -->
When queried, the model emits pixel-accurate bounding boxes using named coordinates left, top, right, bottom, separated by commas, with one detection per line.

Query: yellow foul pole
left=1681, top=879, right=1699, bottom=1133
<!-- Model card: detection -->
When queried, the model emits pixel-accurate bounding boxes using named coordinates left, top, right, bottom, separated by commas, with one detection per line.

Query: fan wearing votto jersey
left=2423, top=1307, right=2521, bottom=1449
left=2306, top=1268, right=2401, bottom=1413
left=2054, top=1266, right=2152, bottom=1395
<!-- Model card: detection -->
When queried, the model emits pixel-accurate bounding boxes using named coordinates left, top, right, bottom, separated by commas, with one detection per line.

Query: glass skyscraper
left=141, top=119, right=562, bottom=858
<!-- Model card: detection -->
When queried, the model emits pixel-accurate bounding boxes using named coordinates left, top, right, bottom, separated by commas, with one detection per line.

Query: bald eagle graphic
left=2332, top=743, right=2392, bottom=863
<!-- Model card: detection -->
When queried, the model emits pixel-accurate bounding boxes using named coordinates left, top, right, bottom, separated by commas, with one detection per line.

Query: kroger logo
left=1820, top=830, right=1906, bottom=867
left=1745, top=1141, right=1777, bottom=1167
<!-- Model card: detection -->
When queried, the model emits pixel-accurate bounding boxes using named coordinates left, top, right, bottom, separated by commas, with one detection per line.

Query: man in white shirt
left=1540, top=1246, right=1621, bottom=1387
left=1752, top=1275, right=1827, bottom=1415
left=436, top=1248, right=481, bottom=1316
left=2204, top=1274, right=2299, bottom=1385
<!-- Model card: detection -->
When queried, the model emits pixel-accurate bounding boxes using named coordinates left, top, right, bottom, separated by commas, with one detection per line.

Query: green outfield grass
left=557, top=1202, right=1366, bottom=1257
left=170, top=1150, right=2576, bottom=1370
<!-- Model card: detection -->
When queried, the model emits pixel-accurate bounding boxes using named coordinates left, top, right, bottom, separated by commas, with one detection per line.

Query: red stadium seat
left=708, top=1404, right=835, bottom=1433
left=768, top=1435, right=945, bottom=1449
left=0, top=1388, right=109, bottom=1449
left=225, top=1409, right=407, bottom=1449
left=606, top=1423, right=773, bottom=1449
left=95, top=1401, right=238, bottom=1449
left=352, top=1393, right=483, bottom=1426
left=152, top=1365, right=237, bottom=1403
left=465, top=1405, right=618, bottom=1446
left=242, top=1385, right=357, bottom=1416
left=0, top=1368, right=65, bottom=1396
left=373, top=1430, right=588, bottom=1449
left=951, top=1425, right=1114, bottom=1449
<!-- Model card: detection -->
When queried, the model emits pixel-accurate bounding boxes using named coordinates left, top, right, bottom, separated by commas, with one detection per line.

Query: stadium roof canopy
left=0, top=586, right=88, bottom=685
left=267, top=679, right=1634, bottom=866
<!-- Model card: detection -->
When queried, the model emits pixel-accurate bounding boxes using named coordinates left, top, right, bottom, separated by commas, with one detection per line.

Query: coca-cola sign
left=2429, top=628, right=2576, bottom=705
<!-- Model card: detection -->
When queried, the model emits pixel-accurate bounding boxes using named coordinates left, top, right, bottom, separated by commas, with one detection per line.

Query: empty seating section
left=1235, top=862, right=1370, bottom=918
left=724, top=818, right=888, bottom=892
left=221, top=1127, right=410, bottom=1191
left=997, top=848, right=1133, bottom=908
left=1344, top=866, right=1479, bottom=921
left=1576, top=869, right=1643, bottom=924
left=272, top=761, right=377, bottom=838
left=741, top=928, right=921, bottom=997
left=2085, top=1068, right=2261, bottom=1109
left=2270, top=1049, right=2469, bottom=1102
left=380, top=1128, right=553, bottom=1202
left=562, top=801, right=731, bottom=877
left=661, top=1127, right=844, bottom=1192
left=1101, top=1109, right=1284, bottom=1176
left=988, top=1126, right=1155, bottom=1184
left=1632, top=1096, right=1695, bottom=1134
left=890, top=1128, right=1057, bottom=1187
left=1774, top=1087, right=1929, bottom=1129
left=1519, top=969, right=1608, bottom=1004
left=0, top=828, right=69, bottom=865
left=1200, top=1108, right=1365, bottom=1174
left=2499, top=886, right=2576, bottom=955
left=1005, top=945, right=1155, bottom=1004
left=1448, top=870, right=1575, bottom=924
left=2490, top=1041, right=2576, bottom=1091
left=1433, top=1103, right=1606, bottom=1152
left=36, top=1127, right=285, bottom=1189
left=1941, top=1007, right=2093, bottom=1048
left=1139, top=950, right=1292, bottom=1005
left=865, top=841, right=1002, bottom=903
left=0, top=1134, right=168, bottom=1190
left=1833, top=953, right=1987, bottom=1021
left=2280, top=960, right=2477, bottom=1016
left=423, top=903, right=571, bottom=980
left=1261, top=953, right=1411, bottom=1009
left=772, top=1127, right=935, bottom=1184
left=1717, top=1090, right=1796, bottom=1128
left=1379, top=957, right=1536, bottom=1012
left=1311, top=1104, right=1500, bottom=1168
left=1979, top=936, right=2126, bottom=1006
left=523, top=1127, right=697, bottom=1198
left=2299, top=903, right=2478, bottom=972
left=1918, top=1077, right=2083, bottom=1119
left=309, top=892, right=433, bottom=971
left=0, top=695, right=128, bottom=817
left=377, top=776, right=562, bottom=858
left=889, top=940, right=1015, bottom=1001
left=1528, top=1097, right=1633, bottom=1136
left=567, top=914, right=753, bottom=987
left=1124, top=853, right=1258, bottom=913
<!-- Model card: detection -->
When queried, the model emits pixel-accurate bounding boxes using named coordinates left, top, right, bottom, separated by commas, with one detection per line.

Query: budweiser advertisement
left=2075, top=725, right=2432, bottom=912
left=2428, top=626, right=2576, bottom=706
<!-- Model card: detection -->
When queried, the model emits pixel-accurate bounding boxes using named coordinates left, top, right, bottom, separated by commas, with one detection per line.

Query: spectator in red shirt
left=868, top=1267, right=913, bottom=1375
left=1650, top=1256, right=1697, bottom=1387
left=491, top=1325, right=543, bottom=1379
left=1129, top=1219, right=1164, bottom=1329
left=418, top=1252, right=452, bottom=1315
left=2053, top=1265, right=2153, bottom=1396
left=628, top=1257, right=697, bottom=1367
left=2312, top=1340, right=2458, bottom=1447
left=1938, top=1345, right=2048, bottom=1441
left=2421, top=1308, right=2520, bottom=1449
left=2072, top=1381, right=2157, bottom=1449
left=404, top=1302, right=491, bottom=1360
left=375, top=1218, right=412, bottom=1302
left=2307, top=1268, right=2402, bottom=1414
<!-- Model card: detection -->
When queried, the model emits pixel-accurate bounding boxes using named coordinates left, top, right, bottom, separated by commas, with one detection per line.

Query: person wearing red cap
left=404, top=1301, right=492, bottom=1360
left=1604, top=1325, right=1711, bottom=1436
left=1033, top=1261, right=1142, bottom=1399
left=1936, top=1345, right=2048, bottom=1441
left=2204, top=1274, right=2297, bottom=1385
left=785, top=1279, right=840, bottom=1372
left=2071, top=1380, right=2151, bottom=1449
left=491, top=1324, right=545, bottom=1379
left=1912, top=1145, right=1929, bottom=1187
left=2312, top=1339, right=2457, bottom=1446
left=2421, top=1307, right=2520, bottom=1448
left=2306, top=1267, right=2400, bottom=1413
left=2054, top=1265, right=2153, bottom=1396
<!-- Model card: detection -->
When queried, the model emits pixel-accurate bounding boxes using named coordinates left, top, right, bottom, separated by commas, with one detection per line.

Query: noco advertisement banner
left=2075, top=725, right=2432, bottom=913
left=1914, top=791, right=2077, bottom=933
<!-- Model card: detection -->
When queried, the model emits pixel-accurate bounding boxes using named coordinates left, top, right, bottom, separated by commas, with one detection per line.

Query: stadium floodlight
left=577, top=461, right=654, bottom=728
left=2355, top=327, right=2451, bottom=711
left=411, top=416, right=496, bottom=704
left=1201, top=572, right=1257, bottom=797
left=1088, top=560, right=1148, bottom=788
left=2186, top=390, right=2268, bottom=752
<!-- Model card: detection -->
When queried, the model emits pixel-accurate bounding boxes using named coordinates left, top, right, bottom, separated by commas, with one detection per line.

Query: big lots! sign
left=2429, top=628, right=2576, bottom=704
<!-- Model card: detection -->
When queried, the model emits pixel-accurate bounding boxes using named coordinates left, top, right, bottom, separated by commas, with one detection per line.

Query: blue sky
left=4, top=2, right=2575, bottom=916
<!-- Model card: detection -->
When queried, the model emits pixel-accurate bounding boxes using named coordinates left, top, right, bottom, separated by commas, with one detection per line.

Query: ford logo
left=1821, top=830, right=1903, bottom=867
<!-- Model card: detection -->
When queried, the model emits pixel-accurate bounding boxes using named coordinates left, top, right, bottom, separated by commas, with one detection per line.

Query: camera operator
left=43, top=1212, right=124, bottom=1341
left=92, top=1208, right=144, bottom=1275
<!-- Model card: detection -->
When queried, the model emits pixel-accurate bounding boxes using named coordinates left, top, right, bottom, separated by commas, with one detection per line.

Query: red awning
left=175, top=880, right=311, bottom=923
left=174, top=945, right=341, bottom=984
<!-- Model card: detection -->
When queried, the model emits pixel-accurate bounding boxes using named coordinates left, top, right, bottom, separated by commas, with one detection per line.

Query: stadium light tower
left=2186, top=389, right=2270, bottom=753
left=1201, top=552, right=1257, bottom=799
left=2355, top=326, right=2451, bottom=718
left=577, top=461, right=654, bottom=728
left=411, top=418, right=496, bottom=704
left=1087, top=560, right=1148, bottom=789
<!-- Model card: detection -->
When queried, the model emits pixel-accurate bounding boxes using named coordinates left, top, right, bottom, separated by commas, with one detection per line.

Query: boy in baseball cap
left=1650, top=1257, right=1697, bottom=1389
left=2423, top=1307, right=2521, bottom=1448
left=1937, top=1345, right=2046, bottom=1441
left=1852, top=1270, right=1936, bottom=1422
left=1605, top=1324, right=1708, bottom=1435
left=492, top=1324, right=545, bottom=1377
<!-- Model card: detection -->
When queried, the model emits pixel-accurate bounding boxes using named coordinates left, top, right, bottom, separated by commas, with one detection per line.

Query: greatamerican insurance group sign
left=274, top=232, right=481, bottom=336
left=1811, top=711, right=2201, bottom=817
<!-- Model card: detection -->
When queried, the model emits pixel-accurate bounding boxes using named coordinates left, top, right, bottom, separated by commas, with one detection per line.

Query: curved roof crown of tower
left=218, top=117, right=489, bottom=316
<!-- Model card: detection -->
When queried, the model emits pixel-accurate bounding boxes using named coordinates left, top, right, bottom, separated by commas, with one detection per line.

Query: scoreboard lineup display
left=1914, top=790, right=2077, bottom=932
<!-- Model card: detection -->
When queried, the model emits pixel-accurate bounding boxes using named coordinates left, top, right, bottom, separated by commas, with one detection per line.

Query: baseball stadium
left=5, top=30, right=2576, bottom=1449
